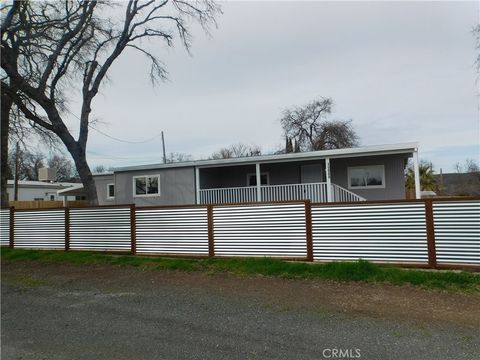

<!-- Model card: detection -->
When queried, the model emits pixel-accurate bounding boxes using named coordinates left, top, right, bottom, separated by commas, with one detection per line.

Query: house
left=6, top=180, right=81, bottom=202
left=62, top=142, right=420, bottom=206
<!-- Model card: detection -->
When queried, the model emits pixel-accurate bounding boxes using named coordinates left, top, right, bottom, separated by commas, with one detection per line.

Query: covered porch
left=195, top=159, right=364, bottom=204
left=194, top=147, right=421, bottom=205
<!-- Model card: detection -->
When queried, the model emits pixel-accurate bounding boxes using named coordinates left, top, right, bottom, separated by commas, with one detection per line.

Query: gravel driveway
left=2, top=261, right=479, bottom=360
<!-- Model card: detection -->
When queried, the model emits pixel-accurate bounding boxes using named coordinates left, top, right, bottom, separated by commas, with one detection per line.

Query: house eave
left=112, top=142, right=418, bottom=173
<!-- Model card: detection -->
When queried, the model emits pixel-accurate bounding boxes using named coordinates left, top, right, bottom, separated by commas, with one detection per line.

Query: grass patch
left=1, top=248, right=479, bottom=292
left=3, top=275, right=47, bottom=288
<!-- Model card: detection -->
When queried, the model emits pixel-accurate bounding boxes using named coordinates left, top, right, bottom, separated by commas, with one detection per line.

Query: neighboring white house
left=6, top=180, right=81, bottom=202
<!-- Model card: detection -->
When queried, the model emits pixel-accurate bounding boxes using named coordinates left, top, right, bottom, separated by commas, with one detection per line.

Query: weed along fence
left=0, top=198, right=479, bottom=270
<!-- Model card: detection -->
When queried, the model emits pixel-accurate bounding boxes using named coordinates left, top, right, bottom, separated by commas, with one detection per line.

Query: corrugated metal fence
left=0, top=198, right=479, bottom=269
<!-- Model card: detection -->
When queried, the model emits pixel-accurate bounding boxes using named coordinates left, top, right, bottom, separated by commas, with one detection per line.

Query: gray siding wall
left=114, top=167, right=196, bottom=206
left=94, top=174, right=115, bottom=206
left=330, top=154, right=407, bottom=200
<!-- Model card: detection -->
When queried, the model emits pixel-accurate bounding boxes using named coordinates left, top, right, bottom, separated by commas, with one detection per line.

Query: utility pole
left=13, top=142, right=20, bottom=201
left=161, top=131, right=166, bottom=164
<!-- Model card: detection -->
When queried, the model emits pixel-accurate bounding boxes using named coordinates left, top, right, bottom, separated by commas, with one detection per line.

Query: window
left=247, top=173, right=269, bottom=186
left=107, top=183, right=115, bottom=199
left=133, top=175, right=160, bottom=196
left=49, top=195, right=55, bottom=201
left=348, top=165, right=385, bottom=189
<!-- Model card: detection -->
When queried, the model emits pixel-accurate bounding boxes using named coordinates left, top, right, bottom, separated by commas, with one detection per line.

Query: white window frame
left=107, top=183, right=115, bottom=199
left=132, top=174, right=161, bottom=197
left=347, top=165, right=386, bottom=189
left=246, top=172, right=270, bottom=187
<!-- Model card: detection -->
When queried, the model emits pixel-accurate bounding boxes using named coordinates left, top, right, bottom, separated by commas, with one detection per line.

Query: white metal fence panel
left=14, top=209, right=65, bottom=250
left=0, top=209, right=10, bottom=246
left=312, top=202, right=428, bottom=263
left=136, top=207, right=209, bottom=255
left=213, top=203, right=307, bottom=258
left=70, top=207, right=131, bottom=252
left=433, top=201, right=480, bottom=265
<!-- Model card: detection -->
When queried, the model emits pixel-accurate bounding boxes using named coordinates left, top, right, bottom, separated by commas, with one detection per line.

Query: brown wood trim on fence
left=312, top=196, right=480, bottom=207
left=130, top=204, right=136, bottom=255
left=65, top=207, right=70, bottom=251
left=424, top=199, right=437, bottom=269
left=207, top=205, right=215, bottom=257
left=136, top=204, right=209, bottom=210
left=304, top=201, right=313, bottom=261
left=9, top=207, right=14, bottom=248
left=211, top=200, right=308, bottom=208
left=13, top=204, right=133, bottom=212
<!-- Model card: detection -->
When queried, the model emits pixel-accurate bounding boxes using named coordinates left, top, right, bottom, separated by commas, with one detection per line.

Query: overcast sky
left=66, top=1, right=479, bottom=172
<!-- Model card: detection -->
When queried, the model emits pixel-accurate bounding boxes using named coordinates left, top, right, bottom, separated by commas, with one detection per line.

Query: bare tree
left=166, top=152, right=193, bottom=163
left=455, top=159, right=480, bottom=174
left=1, top=0, right=219, bottom=204
left=47, top=153, right=76, bottom=181
left=280, top=97, right=359, bottom=152
left=211, top=143, right=261, bottom=159
left=7, top=147, right=44, bottom=181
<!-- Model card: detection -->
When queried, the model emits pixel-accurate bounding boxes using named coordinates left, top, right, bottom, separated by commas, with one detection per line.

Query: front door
left=301, top=164, right=323, bottom=183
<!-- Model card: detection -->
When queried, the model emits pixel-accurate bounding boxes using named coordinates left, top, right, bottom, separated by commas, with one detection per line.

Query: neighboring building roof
left=57, top=184, right=85, bottom=196
left=92, top=172, right=114, bottom=176
left=435, top=172, right=480, bottom=196
left=113, top=142, right=418, bottom=173
left=7, top=180, right=80, bottom=189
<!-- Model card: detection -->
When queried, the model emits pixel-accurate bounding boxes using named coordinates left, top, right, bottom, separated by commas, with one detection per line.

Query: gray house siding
left=330, top=154, right=407, bottom=200
left=113, top=167, right=196, bottom=206
left=94, top=174, right=115, bottom=205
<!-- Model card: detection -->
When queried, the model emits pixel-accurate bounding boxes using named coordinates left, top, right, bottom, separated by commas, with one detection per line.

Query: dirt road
left=2, top=261, right=479, bottom=359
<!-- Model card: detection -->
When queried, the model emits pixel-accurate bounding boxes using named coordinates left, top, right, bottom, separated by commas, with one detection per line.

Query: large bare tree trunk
left=64, top=141, right=97, bottom=205
left=1, top=93, right=13, bottom=207
left=73, top=155, right=98, bottom=205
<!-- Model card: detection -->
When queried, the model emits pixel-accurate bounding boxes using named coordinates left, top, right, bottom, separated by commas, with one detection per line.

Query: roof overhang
left=112, top=142, right=418, bottom=172
left=57, top=184, right=85, bottom=197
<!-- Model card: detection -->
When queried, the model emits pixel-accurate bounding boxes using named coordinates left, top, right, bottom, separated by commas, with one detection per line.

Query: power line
left=65, top=108, right=162, bottom=144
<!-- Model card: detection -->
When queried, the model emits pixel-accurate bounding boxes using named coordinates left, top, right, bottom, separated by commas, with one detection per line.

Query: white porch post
left=62, top=196, right=68, bottom=207
left=413, top=149, right=421, bottom=199
left=255, top=163, right=262, bottom=202
left=195, top=167, right=200, bottom=204
left=325, top=158, right=332, bottom=202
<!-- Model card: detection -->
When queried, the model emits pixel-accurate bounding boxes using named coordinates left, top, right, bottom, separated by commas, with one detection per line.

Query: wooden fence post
left=424, top=199, right=437, bottom=269
left=207, top=205, right=215, bottom=257
left=305, top=201, right=314, bottom=261
left=130, top=204, right=136, bottom=255
left=9, top=206, right=14, bottom=249
left=65, top=207, right=70, bottom=251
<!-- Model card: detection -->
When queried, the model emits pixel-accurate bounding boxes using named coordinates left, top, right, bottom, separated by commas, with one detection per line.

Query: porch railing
left=331, top=184, right=366, bottom=203
left=199, top=185, right=257, bottom=204
left=261, top=182, right=328, bottom=202
left=199, top=182, right=365, bottom=204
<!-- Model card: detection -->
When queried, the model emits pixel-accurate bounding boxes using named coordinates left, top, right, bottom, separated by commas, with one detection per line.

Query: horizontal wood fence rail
left=1, top=198, right=479, bottom=270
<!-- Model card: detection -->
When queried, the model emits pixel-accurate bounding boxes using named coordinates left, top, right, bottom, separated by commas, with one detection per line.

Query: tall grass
left=1, top=248, right=479, bottom=292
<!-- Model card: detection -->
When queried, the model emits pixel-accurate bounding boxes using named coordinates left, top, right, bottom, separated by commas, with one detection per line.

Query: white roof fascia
left=57, top=184, right=84, bottom=195
left=113, top=142, right=418, bottom=172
